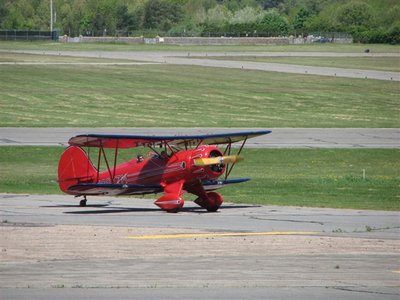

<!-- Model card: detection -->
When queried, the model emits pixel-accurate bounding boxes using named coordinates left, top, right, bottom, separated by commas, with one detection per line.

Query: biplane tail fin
left=58, top=146, right=97, bottom=193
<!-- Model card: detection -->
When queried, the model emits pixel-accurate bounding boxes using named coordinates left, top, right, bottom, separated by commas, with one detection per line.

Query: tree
left=336, top=1, right=373, bottom=29
left=1, top=0, right=37, bottom=29
left=58, top=2, right=74, bottom=36
left=205, top=4, right=231, bottom=26
left=304, top=3, right=337, bottom=33
left=35, top=0, right=50, bottom=30
left=292, top=7, right=312, bottom=35
left=385, top=5, right=400, bottom=27
left=257, top=9, right=289, bottom=36
left=143, top=0, right=183, bottom=31
left=230, top=6, right=263, bottom=25
left=226, top=6, right=264, bottom=34
left=258, top=0, right=285, bottom=10
left=116, top=4, right=139, bottom=32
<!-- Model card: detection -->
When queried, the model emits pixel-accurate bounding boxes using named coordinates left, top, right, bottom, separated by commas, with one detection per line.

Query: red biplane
left=58, top=130, right=271, bottom=212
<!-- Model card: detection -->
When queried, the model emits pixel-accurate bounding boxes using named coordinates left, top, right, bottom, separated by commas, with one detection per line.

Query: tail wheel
left=194, top=191, right=224, bottom=212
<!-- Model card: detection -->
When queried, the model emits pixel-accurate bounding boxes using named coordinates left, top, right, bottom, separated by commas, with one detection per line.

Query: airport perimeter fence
left=308, top=32, right=353, bottom=43
left=84, top=30, right=352, bottom=40
left=0, top=30, right=59, bottom=41
left=2, top=29, right=352, bottom=44
left=84, top=30, right=275, bottom=38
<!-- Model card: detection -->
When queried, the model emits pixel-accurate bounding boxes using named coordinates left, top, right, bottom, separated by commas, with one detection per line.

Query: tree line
left=0, top=0, right=399, bottom=44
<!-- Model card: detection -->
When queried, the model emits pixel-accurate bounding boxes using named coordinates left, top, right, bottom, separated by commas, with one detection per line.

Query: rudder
left=58, top=146, right=97, bottom=193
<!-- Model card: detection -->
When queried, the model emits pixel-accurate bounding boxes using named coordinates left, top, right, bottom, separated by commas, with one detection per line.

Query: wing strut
left=112, top=139, right=119, bottom=183
left=224, top=136, right=248, bottom=180
left=95, top=140, right=102, bottom=183
left=94, top=140, right=120, bottom=184
left=165, top=141, right=176, bottom=155
left=224, top=142, right=232, bottom=156
left=100, top=146, right=113, bottom=181
left=195, top=139, right=204, bottom=149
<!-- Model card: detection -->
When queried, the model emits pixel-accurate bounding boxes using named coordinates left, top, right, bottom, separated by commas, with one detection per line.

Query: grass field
left=0, top=146, right=398, bottom=211
left=200, top=56, right=400, bottom=72
left=228, top=148, right=400, bottom=211
left=1, top=61, right=399, bottom=128
left=0, top=52, right=136, bottom=63
left=1, top=41, right=399, bottom=53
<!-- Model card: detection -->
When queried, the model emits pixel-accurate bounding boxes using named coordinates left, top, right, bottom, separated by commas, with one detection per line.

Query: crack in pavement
left=248, top=216, right=324, bottom=226
left=330, top=286, right=400, bottom=296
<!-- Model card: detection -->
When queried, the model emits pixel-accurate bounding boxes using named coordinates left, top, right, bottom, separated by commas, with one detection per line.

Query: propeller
left=193, top=155, right=243, bottom=166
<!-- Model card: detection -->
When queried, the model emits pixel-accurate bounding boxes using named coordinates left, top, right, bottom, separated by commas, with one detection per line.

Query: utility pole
left=50, top=0, right=53, bottom=32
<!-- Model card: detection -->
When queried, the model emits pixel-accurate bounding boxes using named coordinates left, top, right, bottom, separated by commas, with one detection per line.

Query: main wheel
left=204, top=192, right=224, bottom=212
left=79, top=199, right=87, bottom=207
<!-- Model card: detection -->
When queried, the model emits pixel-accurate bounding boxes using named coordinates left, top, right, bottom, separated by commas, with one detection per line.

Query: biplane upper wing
left=68, top=130, right=271, bottom=149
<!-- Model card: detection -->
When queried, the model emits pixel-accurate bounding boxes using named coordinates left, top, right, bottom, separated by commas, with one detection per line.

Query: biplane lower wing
left=68, top=183, right=163, bottom=196
left=67, top=178, right=249, bottom=196
left=202, top=178, right=250, bottom=191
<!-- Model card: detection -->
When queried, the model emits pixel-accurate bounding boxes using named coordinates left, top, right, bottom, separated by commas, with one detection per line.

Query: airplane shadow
left=40, top=204, right=260, bottom=215
left=41, top=204, right=110, bottom=208
left=65, top=206, right=165, bottom=214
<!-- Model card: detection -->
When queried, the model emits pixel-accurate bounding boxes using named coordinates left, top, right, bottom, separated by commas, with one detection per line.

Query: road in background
left=0, top=127, right=399, bottom=148
left=2, top=50, right=399, bottom=81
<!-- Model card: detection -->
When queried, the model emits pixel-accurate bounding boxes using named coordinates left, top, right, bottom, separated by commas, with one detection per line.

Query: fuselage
left=94, top=145, right=225, bottom=186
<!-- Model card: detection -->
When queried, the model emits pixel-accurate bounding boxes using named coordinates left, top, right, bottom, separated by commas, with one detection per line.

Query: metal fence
left=0, top=30, right=59, bottom=41
left=307, top=32, right=353, bottom=43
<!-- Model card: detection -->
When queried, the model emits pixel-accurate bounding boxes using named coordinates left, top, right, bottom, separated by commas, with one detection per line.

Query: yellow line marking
left=127, top=231, right=318, bottom=240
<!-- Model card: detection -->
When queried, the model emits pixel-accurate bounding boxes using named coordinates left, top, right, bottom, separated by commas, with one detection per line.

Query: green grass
left=225, top=148, right=400, bottom=211
left=0, top=52, right=136, bottom=63
left=1, top=41, right=399, bottom=53
left=200, top=56, right=400, bottom=72
left=0, top=147, right=398, bottom=211
left=0, top=147, right=64, bottom=194
left=0, top=62, right=399, bottom=128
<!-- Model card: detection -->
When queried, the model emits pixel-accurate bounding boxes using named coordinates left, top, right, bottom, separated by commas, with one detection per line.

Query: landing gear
left=79, top=196, right=87, bottom=207
left=194, top=191, right=224, bottom=212
left=154, top=194, right=184, bottom=212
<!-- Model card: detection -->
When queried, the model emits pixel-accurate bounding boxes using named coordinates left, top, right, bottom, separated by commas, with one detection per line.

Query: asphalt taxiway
left=3, top=50, right=400, bottom=81
left=1, top=194, right=399, bottom=299
left=1, top=127, right=399, bottom=148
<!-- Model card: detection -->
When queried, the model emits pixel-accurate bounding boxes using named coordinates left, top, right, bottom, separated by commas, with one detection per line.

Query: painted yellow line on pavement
left=128, top=231, right=318, bottom=240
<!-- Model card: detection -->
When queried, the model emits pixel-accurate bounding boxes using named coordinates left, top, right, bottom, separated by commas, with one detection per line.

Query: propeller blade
left=194, top=155, right=243, bottom=166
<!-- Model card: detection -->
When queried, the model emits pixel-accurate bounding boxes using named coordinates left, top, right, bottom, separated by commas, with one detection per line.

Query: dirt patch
left=1, top=224, right=398, bottom=263
left=1, top=224, right=399, bottom=289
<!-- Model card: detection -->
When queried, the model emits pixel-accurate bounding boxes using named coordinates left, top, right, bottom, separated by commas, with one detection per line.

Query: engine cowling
left=190, top=146, right=225, bottom=180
